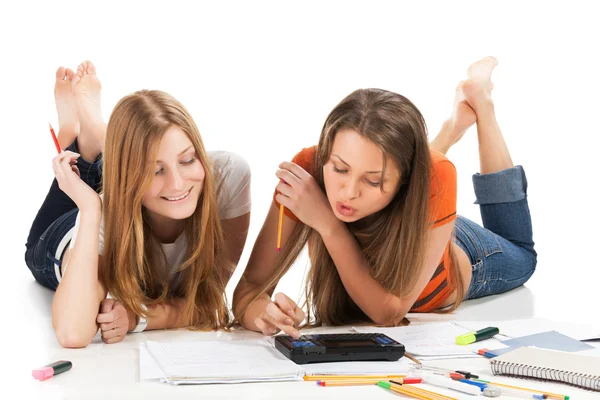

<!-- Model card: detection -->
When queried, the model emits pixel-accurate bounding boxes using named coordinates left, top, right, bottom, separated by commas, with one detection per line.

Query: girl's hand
left=52, top=151, right=101, bottom=211
left=253, top=293, right=305, bottom=339
left=96, top=299, right=132, bottom=344
left=275, top=161, right=337, bottom=235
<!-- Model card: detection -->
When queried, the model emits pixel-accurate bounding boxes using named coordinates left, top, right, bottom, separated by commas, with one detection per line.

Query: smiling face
left=141, top=125, right=205, bottom=226
left=322, top=129, right=402, bottom=223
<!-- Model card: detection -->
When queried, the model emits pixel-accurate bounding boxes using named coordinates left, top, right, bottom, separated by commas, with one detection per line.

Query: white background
left=1, top=1, right=599, bottom=398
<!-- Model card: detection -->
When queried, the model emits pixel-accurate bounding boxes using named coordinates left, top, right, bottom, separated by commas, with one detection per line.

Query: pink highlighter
left=32, top=360, right=72, bottom=381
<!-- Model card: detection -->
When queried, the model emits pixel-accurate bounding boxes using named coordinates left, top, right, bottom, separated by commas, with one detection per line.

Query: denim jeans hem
left=473, top=165, right=527, bottom=205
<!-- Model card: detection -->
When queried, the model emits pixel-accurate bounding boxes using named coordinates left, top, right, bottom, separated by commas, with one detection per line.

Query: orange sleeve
left=272, top=146, right=317, bottom=223
left=429, top=152, right=457, bottom=229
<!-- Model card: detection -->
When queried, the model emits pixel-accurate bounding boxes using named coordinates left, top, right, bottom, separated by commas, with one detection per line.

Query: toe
left=73, top=64, right=84, bottom=85
left=76, top=62, right=85, bottom=77
left=485, top=56, right=499, bottom=65
left=84, top=61, right=96, bottom=75
left=55, top=66, right=67, bottom=81
left=65, top=68, right=75, bottom=81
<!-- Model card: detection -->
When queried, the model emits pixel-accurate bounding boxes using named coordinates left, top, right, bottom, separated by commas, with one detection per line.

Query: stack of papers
left=142, top=339, right=303, bottom=384
left=141, top=338, right=412, bottom=385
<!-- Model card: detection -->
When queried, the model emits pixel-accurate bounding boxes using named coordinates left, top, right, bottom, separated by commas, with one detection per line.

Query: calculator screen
left=319, top=339, right=375, bottom=347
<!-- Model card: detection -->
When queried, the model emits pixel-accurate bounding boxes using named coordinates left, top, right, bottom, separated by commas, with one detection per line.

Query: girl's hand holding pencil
left=252, top=292, right=305, bottom=339
left=49, top=122, right=101, bottom=211
left=52, top=150, right=100, bottom=211
left=275, top=162, right=337, bottom=235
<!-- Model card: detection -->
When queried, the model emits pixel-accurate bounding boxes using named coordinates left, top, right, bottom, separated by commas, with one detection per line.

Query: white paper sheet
left=145, top=339, right=304, bottom=384
left=354, top=321, right=503, bottom=358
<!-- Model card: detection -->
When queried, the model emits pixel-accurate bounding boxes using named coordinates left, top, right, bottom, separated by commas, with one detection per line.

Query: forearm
left=52, top=208, right=104, bottom=347
left=142, top=299, right=188, bottom=331
left=320, top=222, right=407, bottom=325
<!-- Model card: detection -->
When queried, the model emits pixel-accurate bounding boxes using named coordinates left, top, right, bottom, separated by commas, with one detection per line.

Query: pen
left=416, top=374, right=481, bottom=395
left=456, top=326, right=500, bottom=345
left=32, top=360, right=72, bottom=380
left=459, top=379, right=487, bottom=391
left=477, top=348, right=499, bottom=358
left=484, top=386, right=547, bottom=399
left=410, top=363, right=478, bottom=379
left=49, top=122, right=61, bottom=154
left=474, top=380, right=568, bottom=400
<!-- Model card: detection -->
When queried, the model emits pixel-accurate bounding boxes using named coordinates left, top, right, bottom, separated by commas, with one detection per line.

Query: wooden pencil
left=304, top=374, right=406, bottom=381
left=318, top=379, right=380, bottom=386
left=277, top=203, right=284, bottom=251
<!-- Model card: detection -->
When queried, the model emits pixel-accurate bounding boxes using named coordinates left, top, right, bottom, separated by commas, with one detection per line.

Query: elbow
left=371, top=307, right=408, bottom=327
left=54, top=323, right=95, bottom=349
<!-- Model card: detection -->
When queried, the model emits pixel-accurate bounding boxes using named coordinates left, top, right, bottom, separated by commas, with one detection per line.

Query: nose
left=343, top=178, right=359, bottom=200
left=166, top=167, right=185, bottom=191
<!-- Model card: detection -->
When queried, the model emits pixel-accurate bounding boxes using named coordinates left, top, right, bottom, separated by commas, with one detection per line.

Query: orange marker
left=49, top=122, right=61, bottom=154
left=277, top=203, right=284, bottom=251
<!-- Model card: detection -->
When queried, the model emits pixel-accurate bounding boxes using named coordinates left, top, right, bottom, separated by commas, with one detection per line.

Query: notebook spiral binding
left=490, top=361, right=600, bottom=391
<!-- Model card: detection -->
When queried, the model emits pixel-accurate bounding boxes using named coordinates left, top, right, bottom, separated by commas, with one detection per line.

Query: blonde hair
left=102, top=90, right=231, bottom=329
left=242, top=88, right=463, bottom=326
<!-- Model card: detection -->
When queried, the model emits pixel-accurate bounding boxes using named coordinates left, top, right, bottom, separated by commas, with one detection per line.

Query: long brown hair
left=102, top=90, right=231, bottom=329
left=243, top=88, right=463, bottom=326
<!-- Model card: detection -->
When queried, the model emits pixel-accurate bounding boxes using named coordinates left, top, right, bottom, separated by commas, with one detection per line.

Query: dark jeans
left=24, top=139, right=103, bottom=290
left=453, top=166, right=537, bottom=300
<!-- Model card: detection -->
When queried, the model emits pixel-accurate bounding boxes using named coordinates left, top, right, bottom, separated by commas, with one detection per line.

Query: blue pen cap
left=460, top=379, right=487, bottom=391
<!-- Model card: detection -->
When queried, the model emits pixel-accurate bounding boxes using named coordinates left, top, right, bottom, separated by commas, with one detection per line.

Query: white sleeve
left=210, top=151, right=252, bottom=220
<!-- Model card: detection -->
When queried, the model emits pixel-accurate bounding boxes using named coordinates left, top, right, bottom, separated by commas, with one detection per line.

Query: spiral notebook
left=490, top=347, right=600, bottom=391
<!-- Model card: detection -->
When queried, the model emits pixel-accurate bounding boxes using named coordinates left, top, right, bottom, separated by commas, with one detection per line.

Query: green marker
left=456, top=326, right=499, bottom=345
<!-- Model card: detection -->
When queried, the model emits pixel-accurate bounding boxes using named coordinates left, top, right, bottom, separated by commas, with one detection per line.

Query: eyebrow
left=332, top=154, right=382, bottom=174
left=156, top=146, right=194, bottom=163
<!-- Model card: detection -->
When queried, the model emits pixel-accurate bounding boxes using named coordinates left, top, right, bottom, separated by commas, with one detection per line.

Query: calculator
left=274, top=333, right=405, bottom=364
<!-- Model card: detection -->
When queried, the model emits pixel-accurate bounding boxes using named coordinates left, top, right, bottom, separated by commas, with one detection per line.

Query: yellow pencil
left=304, top=374, right=406, bottom=381
left=384, top=384, right=431, bottom=400
left=382, top=381, right=455, bottom=400
left=395, top=384, right=457, bottom=400
left=277, top=203, right=284, bottom=251
left=318, top=379, right=380, bottom=387
left=474, top=380, right=568, bottom=399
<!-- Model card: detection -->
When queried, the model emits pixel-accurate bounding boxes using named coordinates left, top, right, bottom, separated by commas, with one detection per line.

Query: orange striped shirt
left=274, top=146, right=457, bottom=312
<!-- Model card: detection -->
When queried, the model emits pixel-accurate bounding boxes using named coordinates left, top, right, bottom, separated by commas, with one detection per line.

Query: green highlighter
left=456, top=326, right=499, bottom=345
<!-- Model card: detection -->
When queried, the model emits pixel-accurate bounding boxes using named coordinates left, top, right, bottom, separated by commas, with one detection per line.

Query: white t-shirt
left=64, top=151, right=251, bottom=281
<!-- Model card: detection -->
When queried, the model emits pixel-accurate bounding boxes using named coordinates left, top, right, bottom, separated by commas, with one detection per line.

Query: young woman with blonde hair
left=25, top=61, right=251, bottom=347
left=233, top=57, right=536, bottom=337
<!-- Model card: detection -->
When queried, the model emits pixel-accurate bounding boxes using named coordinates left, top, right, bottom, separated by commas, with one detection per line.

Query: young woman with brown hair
left=233, top=57, right=537, bottom=337
left=25, top=61, right=251, bottom=347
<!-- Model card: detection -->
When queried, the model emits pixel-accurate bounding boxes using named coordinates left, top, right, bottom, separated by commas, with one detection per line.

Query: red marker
left=32, top=360, right=72, bottom=381
left=49, top=122, right=61, bottom=154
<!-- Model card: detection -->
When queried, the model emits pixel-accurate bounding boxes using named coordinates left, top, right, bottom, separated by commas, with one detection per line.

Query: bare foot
left=72, top=61, right=106, bottom=162
left=462, top=56, right=498, bottom=113
left=54, top=67, right=80, bottom=149
left=429, top=82, right=477, bottom=154
left=450, top=81, right=477, bottom=140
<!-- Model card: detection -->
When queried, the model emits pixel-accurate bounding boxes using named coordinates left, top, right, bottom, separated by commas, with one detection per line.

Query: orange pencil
left=277, top=203, right=284, bottom=251
left=49, top=122, right=61, bottom=154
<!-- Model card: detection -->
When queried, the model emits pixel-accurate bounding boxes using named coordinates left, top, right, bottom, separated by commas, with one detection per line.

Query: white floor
left=3, top=3, right=600, bottom=397
left=6, top=264, right=600, bottom=399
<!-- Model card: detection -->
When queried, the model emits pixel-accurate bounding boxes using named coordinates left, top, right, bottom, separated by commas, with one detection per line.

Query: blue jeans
left=453, top=166, right=537, bottom=300
left=24, top=140, right=103, bottom=290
